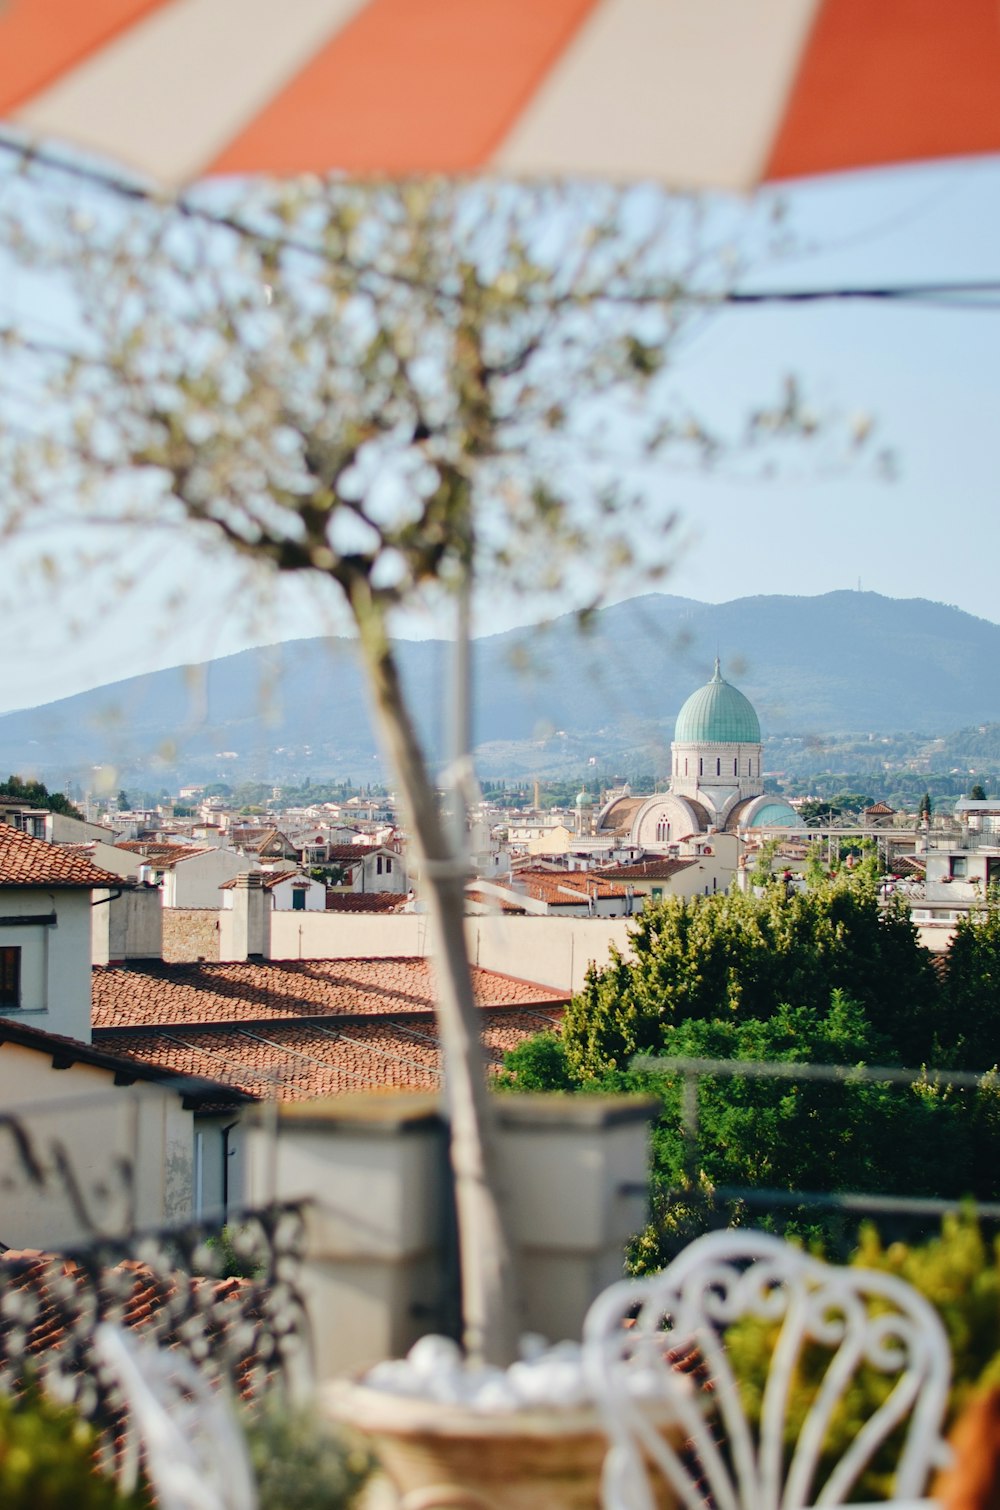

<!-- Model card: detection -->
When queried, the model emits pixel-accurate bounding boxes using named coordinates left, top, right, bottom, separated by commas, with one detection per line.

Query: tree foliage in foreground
left=726, top=1216, right=1000, bottom=1501
left=501, top=869, right=1000, bottom=1263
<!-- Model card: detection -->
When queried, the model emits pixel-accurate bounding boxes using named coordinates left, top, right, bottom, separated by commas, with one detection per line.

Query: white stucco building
left=0, top=828, right=244, bottom=1245
left=220, top=868, right=326, bottom=912
left=0, top=826, right=125, bottom=1043
left=138, top=845, right=250, bottom=908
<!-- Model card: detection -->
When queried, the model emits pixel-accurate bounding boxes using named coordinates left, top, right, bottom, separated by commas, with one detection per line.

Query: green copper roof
left=745, top=800, right=797, bottom=828
left=674, top=659, right=761, bottom=744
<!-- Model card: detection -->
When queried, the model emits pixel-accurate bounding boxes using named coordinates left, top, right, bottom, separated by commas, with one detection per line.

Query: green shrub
left=243, top=1399, right=372, bottom=1510
left=202, top=1224, right=264, bottom=1280
left=852, top=1214, right=1000, bottom=1416
left=722, top=1214, right=1000, bottom=1501
left=0, top=1386, right=141, bottom=1509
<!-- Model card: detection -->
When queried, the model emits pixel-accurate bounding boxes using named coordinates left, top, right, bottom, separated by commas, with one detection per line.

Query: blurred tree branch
left=0, top=174, right=870, bottom=1366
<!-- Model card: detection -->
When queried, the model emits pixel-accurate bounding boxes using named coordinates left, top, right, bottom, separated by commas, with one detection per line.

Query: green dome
left=745, top=800, right=797, bottom=828
left=674, top=659, right=760, bottom=744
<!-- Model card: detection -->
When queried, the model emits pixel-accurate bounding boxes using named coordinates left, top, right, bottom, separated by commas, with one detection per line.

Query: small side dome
left=575, top=788, right=593, bottom=808
left=674, top=659, right=760, bottom=744
left=732, top=795, right=799, bottom=830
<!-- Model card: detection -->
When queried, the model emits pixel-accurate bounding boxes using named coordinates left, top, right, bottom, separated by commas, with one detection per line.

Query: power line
left=1, top=130, right=999, bottom=311
left=726, top=282, right=1000, bottom=310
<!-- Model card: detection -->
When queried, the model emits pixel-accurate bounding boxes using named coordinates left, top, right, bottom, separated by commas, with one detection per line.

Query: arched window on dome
left=699, top=757, right=703, bottom=776
left=733, top=758, right=738, bottom=776
left=656, top=819, right=670, bottom=843
left=716, top=758, right=721, bottom=776
left=684, top=758, right=688, bottom=776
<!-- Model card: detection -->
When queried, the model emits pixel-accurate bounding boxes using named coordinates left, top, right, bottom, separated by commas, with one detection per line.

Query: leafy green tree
left=797, top=800, right=842, bottom=824
left=625, top=995, right=997, bottom=1267
left=496, top=1032, right=576, bottom=1092
left=749, top=835, right=784, bottom=885
left=970, top=783, right=987, bottom=801
left=939, top=893, right=1000, bottom=1070
left=830, top=791, right=875, bottom=813
left=804, top=842, right=829, bottom=888
left=505, top=992, right=1000, bottom=1266
left=562, top=871, right=938, bottom=1079
left=0, top=775, right=83, bottom=820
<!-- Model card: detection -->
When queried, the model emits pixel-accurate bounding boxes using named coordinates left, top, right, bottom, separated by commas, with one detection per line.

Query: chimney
left=231, top=872, right=270, bottom=960
left=94, top=882, right=163, bottom=967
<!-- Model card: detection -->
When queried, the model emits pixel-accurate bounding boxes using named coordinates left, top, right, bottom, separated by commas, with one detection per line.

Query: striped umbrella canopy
left=2, top=0, right=1000, bottom=189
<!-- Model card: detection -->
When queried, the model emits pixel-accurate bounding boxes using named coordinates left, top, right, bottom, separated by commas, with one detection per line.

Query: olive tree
left=0, top=169, right=841, bottom=1364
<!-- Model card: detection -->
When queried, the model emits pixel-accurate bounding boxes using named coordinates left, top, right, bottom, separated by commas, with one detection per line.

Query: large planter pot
left=324, top=1379, right=682, bottom=1510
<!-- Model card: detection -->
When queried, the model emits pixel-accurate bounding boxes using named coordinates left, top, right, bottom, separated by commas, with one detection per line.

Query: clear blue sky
left=1, top=153, right=999, bottom=715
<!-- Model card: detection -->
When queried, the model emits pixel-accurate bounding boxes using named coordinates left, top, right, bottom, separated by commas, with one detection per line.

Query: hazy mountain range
left=3, top=591, right=998, bottom=787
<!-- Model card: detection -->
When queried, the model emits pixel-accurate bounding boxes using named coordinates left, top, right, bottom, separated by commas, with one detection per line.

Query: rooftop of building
left=0, top=828, right=122, bottom=889
left=92, top=957, right=565, bottom=1030
left=597, top=858, right=698, bottom=880
left=96, top=1007, right=563, bottom=1101
left=0, top=1015, right=244, bottom=1110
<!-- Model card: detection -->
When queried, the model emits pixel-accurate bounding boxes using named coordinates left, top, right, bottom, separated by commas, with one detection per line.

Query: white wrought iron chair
left=94, top=1323, right=258, bottom=1510
left=583, top=1230, right=952, bottom=1510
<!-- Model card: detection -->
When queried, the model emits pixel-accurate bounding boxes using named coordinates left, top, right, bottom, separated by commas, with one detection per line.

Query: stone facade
left=161, top=908, right=220, bottom=963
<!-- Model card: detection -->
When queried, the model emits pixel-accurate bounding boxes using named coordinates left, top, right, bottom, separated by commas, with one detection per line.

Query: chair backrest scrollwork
left=94, top=1324, right=258, bottom=1510
left=583, top=1230, right=952, bottom=1510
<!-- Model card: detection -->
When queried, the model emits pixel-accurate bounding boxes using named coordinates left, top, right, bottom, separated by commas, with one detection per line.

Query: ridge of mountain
left=3, top=591, right=997, bottom=785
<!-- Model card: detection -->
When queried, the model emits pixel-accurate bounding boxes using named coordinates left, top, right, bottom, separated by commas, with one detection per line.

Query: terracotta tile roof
left=96, top=1007, right=564, bottom=1101
left=0, top=828, right=121, bottom=889
left=92, top=958, right=565, bottom=1030
left=0, top=1016, right=247, bottom=1110
left=115, top=840, right=215, bottom=869
left=597, top=859, right=698, bottom=881
left=895, top=855, right=927, bottom=875
left=230, top=827, right=296, bottom=854
left=0, top=1248, right=256, bottom=1362
left=324, top=843, right=376, bottom=862
left=324, top=891, right=410, bottom=913
left=466, top=889, right=527, bottom=915
left=219, top=869, right=301, bottom=891
left=115, top=840, right=192, bottom=856
left=139, top=846, right=214, bottom=870
left=865, top=802, right=897, bottom=817
left=500, top=870, right=630, bottom=905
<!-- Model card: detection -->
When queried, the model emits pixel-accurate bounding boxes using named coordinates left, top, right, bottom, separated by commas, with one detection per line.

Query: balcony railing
left=630, top=1053, right=1000, bottom=1254
left=0, top=1101, right=311, bottom=1478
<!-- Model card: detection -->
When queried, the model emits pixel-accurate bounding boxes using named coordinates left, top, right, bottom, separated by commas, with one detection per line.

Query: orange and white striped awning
left=2, top=0, right=1000, bottom=189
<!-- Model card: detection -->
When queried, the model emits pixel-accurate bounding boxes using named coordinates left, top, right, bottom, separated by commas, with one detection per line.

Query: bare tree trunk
left=349, top=583, right=522, bottom=1367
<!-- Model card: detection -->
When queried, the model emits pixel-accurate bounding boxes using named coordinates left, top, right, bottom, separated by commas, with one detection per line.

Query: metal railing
left=0, top=1098, right=311, bottom=1473
left=629, top=1053, right=1000, bottom=1239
